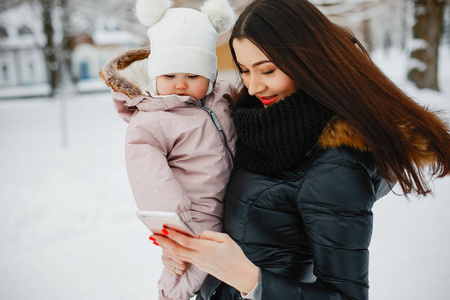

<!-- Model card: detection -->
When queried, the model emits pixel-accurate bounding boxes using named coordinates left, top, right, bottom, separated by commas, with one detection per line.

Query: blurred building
left=70, top=20, right=145, bottom=93
left=0, top=3, right=50, bottom=98
left=0, top=2, right=145, bottom=98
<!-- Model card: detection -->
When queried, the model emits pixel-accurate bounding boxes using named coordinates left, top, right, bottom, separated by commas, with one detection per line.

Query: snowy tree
left=445, top=4, right=450, bottom=45
left=40, top=0, right=60, bottom=94
left=1, top=0, right=74, bottom=95
left=2, top=0, right=138, bottom=95
left=0, top=0, right=25, bottom=11
left=310, top=0, right=408, bottom=51
left=408, top=0, right=447, bottom=91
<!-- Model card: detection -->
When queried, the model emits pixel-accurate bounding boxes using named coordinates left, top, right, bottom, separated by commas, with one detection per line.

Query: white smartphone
left=136, top=210, right=196, bottom=237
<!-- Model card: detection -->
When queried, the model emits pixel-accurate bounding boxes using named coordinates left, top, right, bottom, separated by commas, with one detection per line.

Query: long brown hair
left=229, top=0, right=450, bottom=196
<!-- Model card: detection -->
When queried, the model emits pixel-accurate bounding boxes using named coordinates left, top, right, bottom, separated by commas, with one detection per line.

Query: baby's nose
left=176, top=80, right=188, bottom=90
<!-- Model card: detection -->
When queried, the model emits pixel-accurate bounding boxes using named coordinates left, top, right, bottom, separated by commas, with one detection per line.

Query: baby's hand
left=151, top=235, right=190, bottom=276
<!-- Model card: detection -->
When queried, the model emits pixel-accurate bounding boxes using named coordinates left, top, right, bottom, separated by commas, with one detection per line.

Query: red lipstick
left=258, top=95, right=278, bottom=106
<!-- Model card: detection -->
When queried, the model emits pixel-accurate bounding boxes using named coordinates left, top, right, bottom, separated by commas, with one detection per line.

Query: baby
left=100, top=0, right=236, bottom=299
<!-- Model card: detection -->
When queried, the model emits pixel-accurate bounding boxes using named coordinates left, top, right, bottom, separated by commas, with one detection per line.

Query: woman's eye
left=261, top=70, right=274, bottom=75
left=240, top=69, right=249, bottom=74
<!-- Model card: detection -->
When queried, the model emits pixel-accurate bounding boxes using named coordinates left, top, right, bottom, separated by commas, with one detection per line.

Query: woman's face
left=232, top=38, right=299, bottom=108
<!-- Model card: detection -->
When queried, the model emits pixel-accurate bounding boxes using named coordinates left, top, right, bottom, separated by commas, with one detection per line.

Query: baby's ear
left=135, top=0, right=173, bottom=27
left=201, top=0, right=235, bottom=35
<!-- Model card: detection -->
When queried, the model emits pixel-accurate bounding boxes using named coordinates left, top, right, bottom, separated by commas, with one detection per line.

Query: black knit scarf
left=232, top=90, right=334, bottom=175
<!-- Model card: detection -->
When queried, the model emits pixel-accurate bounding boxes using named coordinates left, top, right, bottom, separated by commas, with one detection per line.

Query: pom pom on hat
left=201, top=0, right=235, bottom=34
left=135, top=0, right=173, bottom=27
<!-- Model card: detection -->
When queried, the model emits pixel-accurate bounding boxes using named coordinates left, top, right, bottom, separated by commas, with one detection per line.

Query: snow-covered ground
left=0, top=48, right=449, bottom=300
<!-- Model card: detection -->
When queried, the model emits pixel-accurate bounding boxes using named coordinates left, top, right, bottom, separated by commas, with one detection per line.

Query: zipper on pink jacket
left=186, top=102, right=234, bottom=168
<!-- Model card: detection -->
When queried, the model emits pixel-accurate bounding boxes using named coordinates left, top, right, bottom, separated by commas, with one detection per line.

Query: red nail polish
left=153, top=242, right=159, bottom=246
left=149, top=236, right=156, bottom=241
left=197, top=235, right=201, bottom=239
left=162, top=229, right=169, bottom=236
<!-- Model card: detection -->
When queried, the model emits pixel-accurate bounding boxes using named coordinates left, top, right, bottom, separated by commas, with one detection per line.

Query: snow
left=0, top=84, right=52, bottom=99
left=0, top=48, right=449, bottom=300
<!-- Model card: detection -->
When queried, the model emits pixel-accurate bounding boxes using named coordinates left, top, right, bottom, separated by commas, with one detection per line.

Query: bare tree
left=408, top=0, right=446, bottom=91
left=40, top=0, right=60, bottom=95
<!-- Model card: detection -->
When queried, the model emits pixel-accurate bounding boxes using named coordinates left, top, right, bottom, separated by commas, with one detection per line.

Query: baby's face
left=156, top=73, right=209, bottom=100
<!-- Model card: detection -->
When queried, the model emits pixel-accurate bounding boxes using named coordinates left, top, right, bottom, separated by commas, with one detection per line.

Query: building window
left=2, top=65, right=8, bottom=82
left=18, top=26, right=32, bottom=35
left=79, top=62, right=90, bottom=80
left=29, top=63, right=34, bottom=80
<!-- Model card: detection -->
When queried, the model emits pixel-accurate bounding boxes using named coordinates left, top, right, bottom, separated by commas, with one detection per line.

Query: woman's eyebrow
left=238, top=60, right=273, bottom=68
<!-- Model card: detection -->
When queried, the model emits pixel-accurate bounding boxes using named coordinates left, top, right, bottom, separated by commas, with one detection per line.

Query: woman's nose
left=247, top=76, right=264, bottom=96
left=175, top=80, right=188, bottom=90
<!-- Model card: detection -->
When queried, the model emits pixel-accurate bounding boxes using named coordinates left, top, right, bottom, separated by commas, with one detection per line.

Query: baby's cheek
left=201, top=86, right=209, bottom=95
left=156, top=78, right=171, bottom=95
left=196, top=84, right=209, bottom=98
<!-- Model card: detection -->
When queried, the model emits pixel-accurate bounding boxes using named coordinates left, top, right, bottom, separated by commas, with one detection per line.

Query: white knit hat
left=135, top=0, right=234, bottom=96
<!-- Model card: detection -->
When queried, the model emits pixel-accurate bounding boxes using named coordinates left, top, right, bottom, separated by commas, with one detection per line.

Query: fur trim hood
left=318, top=115, right=437, bottom=167
left=100, top=47, right=151, bottom=98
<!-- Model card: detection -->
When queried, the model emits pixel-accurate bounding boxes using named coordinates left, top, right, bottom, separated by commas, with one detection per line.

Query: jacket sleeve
left=124, top=109, right=194, bottom=223
left=261, top=149, right=380, bottom=300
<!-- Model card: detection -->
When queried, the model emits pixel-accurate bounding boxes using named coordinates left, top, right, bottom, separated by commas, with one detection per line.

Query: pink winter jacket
left=100, top=48, right=237, bottom=299
left=114, top=83, right=236, bottom=233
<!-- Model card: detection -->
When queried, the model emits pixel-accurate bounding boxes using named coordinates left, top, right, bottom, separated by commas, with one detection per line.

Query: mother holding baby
left=148, top=0, right=450, bottom=299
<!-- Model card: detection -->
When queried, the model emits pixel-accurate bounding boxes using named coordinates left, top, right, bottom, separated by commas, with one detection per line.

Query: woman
left=151, top=0, right=450, bottom=299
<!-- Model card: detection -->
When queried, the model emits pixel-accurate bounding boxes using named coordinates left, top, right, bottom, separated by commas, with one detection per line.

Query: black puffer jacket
left=198, top=115, right=390, bottom=299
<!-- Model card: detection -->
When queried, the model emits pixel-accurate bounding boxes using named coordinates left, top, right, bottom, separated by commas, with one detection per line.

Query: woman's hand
left=151, top=229, right=259, bottom=294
